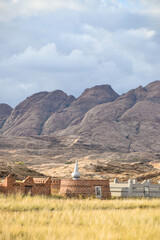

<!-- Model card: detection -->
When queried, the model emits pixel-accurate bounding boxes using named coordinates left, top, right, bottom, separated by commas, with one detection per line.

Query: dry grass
left=0, top=194, right=160, bottom=240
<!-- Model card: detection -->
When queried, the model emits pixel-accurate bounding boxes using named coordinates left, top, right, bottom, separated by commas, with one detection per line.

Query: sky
left=0, top=0, right=160, bottom=107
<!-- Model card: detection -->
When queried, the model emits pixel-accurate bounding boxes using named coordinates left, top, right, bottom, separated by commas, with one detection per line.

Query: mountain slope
left=2, top=91, right=75, bottom=136
left=0, top=104, right=12, bottom=129
left=56, top=81, right=160, bottom=152
left=42, top=85, right=119, bottom=134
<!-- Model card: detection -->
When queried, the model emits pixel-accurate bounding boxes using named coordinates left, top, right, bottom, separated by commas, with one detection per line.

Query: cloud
left=139, top=0, right=160, bottom=6
left=0, top=0, right=160, bottom=106
left=0, top=0, right=84, bottom=22
left=0, top=0, right=133, bottom=23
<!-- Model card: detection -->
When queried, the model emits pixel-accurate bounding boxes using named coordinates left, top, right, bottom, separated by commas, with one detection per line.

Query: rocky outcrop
left=0, top=104, right=12, bottom=129
left=94, top=160, right=154, bottom=175
left=0, top=159, right=45, bottom=180
left=2, top=90, right=75, bottom=136
left=42, top=84, right=119, bottom=134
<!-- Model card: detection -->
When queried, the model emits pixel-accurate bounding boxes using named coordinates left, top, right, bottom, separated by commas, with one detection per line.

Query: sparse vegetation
left=14, top=161, right=24, bottom=164
left=65, top=161, right=73, bottom=165
left=0, top=194, right=160, bottom=240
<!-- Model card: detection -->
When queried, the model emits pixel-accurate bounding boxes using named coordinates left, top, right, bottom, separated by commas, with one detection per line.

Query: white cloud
left=3, top=43, right=96, bottom=72
left=127, top=28, right=156, bottom=39
left=0, top=0, right=84, bottom=22
left=140, top=0, right=160, bottom=6
left=128, top=0, right=160, bottom=15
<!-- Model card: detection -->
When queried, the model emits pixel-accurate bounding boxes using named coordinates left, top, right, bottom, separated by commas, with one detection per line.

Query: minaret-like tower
left=72, top=160, right=80, bottom=180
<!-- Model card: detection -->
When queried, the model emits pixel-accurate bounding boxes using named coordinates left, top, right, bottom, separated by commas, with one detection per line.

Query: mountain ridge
left=0, top=80, right=160, bottom=153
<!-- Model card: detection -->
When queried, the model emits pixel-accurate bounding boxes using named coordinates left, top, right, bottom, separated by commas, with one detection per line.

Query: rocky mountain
left=2, top=90, right=75, bottom=136
left=58, top=81, right=160, bottom=152
left=42, top=84, right=119, bottom=134
left=1, top=81, right=160, bottom=153
left=0, top=104, right=12, bottom=129
left=1, top=84, right=118, bottom=136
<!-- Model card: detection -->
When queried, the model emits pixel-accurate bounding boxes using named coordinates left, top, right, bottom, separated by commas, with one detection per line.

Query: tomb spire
left=72, top=160, right=80, bottom=180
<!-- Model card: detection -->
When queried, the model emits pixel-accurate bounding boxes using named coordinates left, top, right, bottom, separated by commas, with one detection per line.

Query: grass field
left=0, top=194, right=160, bottom=240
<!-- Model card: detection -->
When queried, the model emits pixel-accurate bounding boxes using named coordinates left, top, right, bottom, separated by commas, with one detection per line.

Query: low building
left=110, top=178, right=160, bottom=197
left=52, top=160, right=111, bottom=199
left=0, top=174, right=51, bottom=196
left=0, top=161, right=111, bottom=198
left=59, top=179, right=110, bottom=198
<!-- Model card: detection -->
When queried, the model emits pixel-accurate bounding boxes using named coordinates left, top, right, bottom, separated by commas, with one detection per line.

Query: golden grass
left=0, top=194, right=160, bottom=240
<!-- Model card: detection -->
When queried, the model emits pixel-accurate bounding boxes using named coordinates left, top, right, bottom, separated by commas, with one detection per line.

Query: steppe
left=0, top=194, right=160, bottom=240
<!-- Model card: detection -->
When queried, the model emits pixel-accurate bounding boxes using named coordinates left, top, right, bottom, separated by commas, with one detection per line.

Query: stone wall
left=59, top=179, right=111, bottom=198
left=110, top=179, right=160, bottom=197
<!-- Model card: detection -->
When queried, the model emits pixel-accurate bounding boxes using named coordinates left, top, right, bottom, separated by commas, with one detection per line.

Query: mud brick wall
left=59, top=179, right=111, bottom=198
left=0, top=185, right=6, bottom=193
left=0, top=175, right=110, bottom=198
left=91, top=180, right=111, bottom=198
left=23, top=176, right=51, bottom=196
left=2, top=174, right=16, bottom=193
left=35, top=177, right=51, bottom=195
left=13, top=182, right=25, bottom=194
left=0, top=175, right=51, bottom=196
left=33, top=183, right=51, bottom=195
left=33, top=179, right=47, bottom=183
left=51, top=179, right=61, bottom=194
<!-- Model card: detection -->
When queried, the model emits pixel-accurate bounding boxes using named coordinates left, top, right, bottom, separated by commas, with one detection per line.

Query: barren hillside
left=0, top=136, right=160, bottom=181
